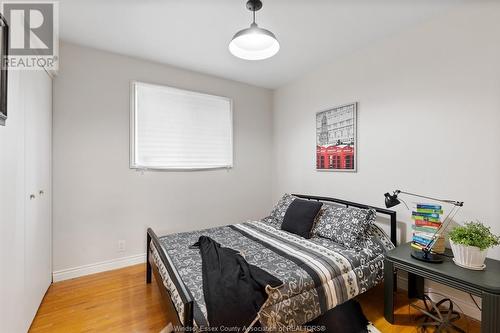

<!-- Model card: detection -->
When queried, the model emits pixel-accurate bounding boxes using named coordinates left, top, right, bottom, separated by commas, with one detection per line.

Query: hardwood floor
left=30, top=264, right=480, bottom=332
left=359, top=283, right=480, bottom=333
left=29, top=264, right=171, bottom=332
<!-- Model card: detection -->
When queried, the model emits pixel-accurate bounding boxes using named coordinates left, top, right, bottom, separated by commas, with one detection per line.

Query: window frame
left=129, top=81, right=234, bottom=171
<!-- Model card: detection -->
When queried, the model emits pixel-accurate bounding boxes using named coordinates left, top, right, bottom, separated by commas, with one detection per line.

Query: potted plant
left=448, top=221, right=500, bottom=270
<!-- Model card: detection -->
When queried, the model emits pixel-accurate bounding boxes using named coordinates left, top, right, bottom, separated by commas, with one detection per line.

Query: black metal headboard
left=293, top=194, right=398, bottom=246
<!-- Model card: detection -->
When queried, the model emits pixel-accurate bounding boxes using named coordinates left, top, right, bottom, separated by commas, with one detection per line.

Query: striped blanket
left=153, top=220, right=394, bottom=331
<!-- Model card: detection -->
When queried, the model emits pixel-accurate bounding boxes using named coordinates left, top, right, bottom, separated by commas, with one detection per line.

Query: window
left=333, top=155, right=341, bottom=169
left=130, top=82, right=233, bottom=170
left=345, top=155, right=352, bottom=169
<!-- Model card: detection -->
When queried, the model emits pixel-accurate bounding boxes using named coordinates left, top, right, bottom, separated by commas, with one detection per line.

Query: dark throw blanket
left=193, top=236, right=283, bottom=331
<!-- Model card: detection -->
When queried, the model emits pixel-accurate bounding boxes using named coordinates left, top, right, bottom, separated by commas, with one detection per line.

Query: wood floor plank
left=29, top=264, right=480, bottom=332
left=29, top=264, right=171, bottom=333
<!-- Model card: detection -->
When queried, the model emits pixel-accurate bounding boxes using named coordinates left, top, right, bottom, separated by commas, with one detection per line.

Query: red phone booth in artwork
left=316, top=145, right=355, bottom=170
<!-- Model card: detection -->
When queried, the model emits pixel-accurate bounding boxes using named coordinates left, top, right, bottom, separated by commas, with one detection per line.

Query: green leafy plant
left=449, top=221, right=500, bottom=251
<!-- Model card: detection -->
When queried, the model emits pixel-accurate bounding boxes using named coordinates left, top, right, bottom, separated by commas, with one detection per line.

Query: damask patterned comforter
left=151, top=220, right=394, bottom=331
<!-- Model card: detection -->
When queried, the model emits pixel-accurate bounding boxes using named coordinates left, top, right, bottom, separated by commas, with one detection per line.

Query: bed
left=146, top=194, right=397, bottom=332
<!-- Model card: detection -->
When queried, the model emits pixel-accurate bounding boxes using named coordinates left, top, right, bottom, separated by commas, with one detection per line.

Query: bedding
left=313, top=206, right=376, bottom=249
left=151, top=220, right=394, bottom=331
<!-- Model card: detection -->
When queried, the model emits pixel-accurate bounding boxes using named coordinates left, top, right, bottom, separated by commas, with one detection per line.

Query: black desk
left=384, top=243, right=500, bottom=332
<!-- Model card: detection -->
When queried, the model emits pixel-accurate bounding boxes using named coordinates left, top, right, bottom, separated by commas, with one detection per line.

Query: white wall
left=273, top=2, right=500, bottom=258
left=272, top=2, right=500, bottom=319
left=53, top=43, right=273, bottom=274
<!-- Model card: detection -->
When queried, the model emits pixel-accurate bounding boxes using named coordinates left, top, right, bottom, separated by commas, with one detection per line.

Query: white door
left=24, top=69, right=52, bottom=323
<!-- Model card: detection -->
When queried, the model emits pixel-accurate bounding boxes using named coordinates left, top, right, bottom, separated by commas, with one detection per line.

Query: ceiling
left=59, top=0, right=464, bottom=89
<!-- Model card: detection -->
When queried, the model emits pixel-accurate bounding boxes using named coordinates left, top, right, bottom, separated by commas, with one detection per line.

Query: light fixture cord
left=252, top=8, right=256, bottom=24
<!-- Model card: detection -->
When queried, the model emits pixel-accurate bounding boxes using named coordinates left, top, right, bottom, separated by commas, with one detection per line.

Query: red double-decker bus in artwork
left=316, top=145, right=355, bottom=170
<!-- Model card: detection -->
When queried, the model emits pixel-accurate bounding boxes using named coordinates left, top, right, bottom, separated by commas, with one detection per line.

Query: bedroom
left=0, top=0, right=499, bottom=332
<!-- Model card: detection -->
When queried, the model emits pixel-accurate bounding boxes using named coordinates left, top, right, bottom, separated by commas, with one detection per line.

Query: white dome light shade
left=229, top=23, right=280, bottom=60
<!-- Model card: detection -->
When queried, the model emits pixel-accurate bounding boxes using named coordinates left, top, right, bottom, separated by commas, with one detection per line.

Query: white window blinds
left=130, top=82, right=233, bottom=170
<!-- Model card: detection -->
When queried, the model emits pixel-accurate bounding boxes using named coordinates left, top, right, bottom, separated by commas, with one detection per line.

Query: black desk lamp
left=384, top=190, right=463, bottom=263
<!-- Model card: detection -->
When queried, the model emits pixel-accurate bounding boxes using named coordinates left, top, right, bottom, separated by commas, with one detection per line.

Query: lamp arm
left=424, top=204, right=461, bottom=252
left=389, top=189, right=464, bottom=255
left=396, top=190, right=463, bottom=207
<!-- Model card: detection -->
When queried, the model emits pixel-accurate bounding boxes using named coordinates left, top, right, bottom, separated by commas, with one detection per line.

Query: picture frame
left=316, top=102, right=357, bottom=172
left=0, top=14, right=8, bottom=126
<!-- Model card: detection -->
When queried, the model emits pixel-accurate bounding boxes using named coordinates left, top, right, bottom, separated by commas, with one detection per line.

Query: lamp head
left=384, top=191, right=401, bottom=208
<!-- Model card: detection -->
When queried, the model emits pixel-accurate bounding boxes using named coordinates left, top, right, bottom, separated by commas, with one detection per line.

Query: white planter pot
left=450, top=239, right=488, bottom=270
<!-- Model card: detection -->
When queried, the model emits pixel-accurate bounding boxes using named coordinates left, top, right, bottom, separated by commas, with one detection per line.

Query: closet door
left=24, top=69, right=52, bottom=323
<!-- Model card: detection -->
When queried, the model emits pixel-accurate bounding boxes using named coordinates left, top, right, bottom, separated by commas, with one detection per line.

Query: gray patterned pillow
left=260, top=216, right=279, bottom=228
left=313, top=205, right=376, bottom=248
left=264, top=193, right=296, bottom=229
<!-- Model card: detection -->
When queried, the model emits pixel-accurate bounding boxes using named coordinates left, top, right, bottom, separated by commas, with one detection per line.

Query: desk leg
left=482, top=292, right=500, bottom=333
left=384, top=259, right=395, bottom=324
left=408, top=272, right=424, bottom=299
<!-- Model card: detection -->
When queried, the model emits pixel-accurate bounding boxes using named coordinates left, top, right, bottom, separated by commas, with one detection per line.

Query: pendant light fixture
left=229, top=0, right=279, bottom=60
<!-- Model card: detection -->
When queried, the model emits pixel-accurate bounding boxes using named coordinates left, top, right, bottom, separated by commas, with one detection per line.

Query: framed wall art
left=316, top=103, right=357, bottom=172
left=0, top=14, right=8, bottom=126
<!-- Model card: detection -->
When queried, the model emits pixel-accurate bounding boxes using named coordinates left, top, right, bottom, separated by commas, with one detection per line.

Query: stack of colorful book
left=411, top=203, right=445, bottom=253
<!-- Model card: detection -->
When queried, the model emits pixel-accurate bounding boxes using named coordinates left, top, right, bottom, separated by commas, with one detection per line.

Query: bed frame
left=146, top=194, right=398, bottom=330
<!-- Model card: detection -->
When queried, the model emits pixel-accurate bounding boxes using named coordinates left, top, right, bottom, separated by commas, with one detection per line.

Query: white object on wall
left=0, top=69, right=53, bottom=333
left=130, top=81, right=233, bottom=170
left=23, top=70, right=53, bottom=325
left=52, top=253, right=145, bottom=282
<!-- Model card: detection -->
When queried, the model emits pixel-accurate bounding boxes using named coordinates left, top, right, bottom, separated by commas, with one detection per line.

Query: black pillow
left=281, top=199, right=323, bottom=238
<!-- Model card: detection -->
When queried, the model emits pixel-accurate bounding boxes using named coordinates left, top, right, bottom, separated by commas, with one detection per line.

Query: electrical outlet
left=117, top=240, right=126, bottom=252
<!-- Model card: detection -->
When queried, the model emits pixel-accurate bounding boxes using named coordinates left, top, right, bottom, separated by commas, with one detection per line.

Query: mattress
left=151, top=220, right=394, bottom=331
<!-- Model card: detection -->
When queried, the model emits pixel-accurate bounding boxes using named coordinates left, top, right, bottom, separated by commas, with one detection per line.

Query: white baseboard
left=52, top=253, right=146, bottom=282
left=397, top=273, right=481, bottom=320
